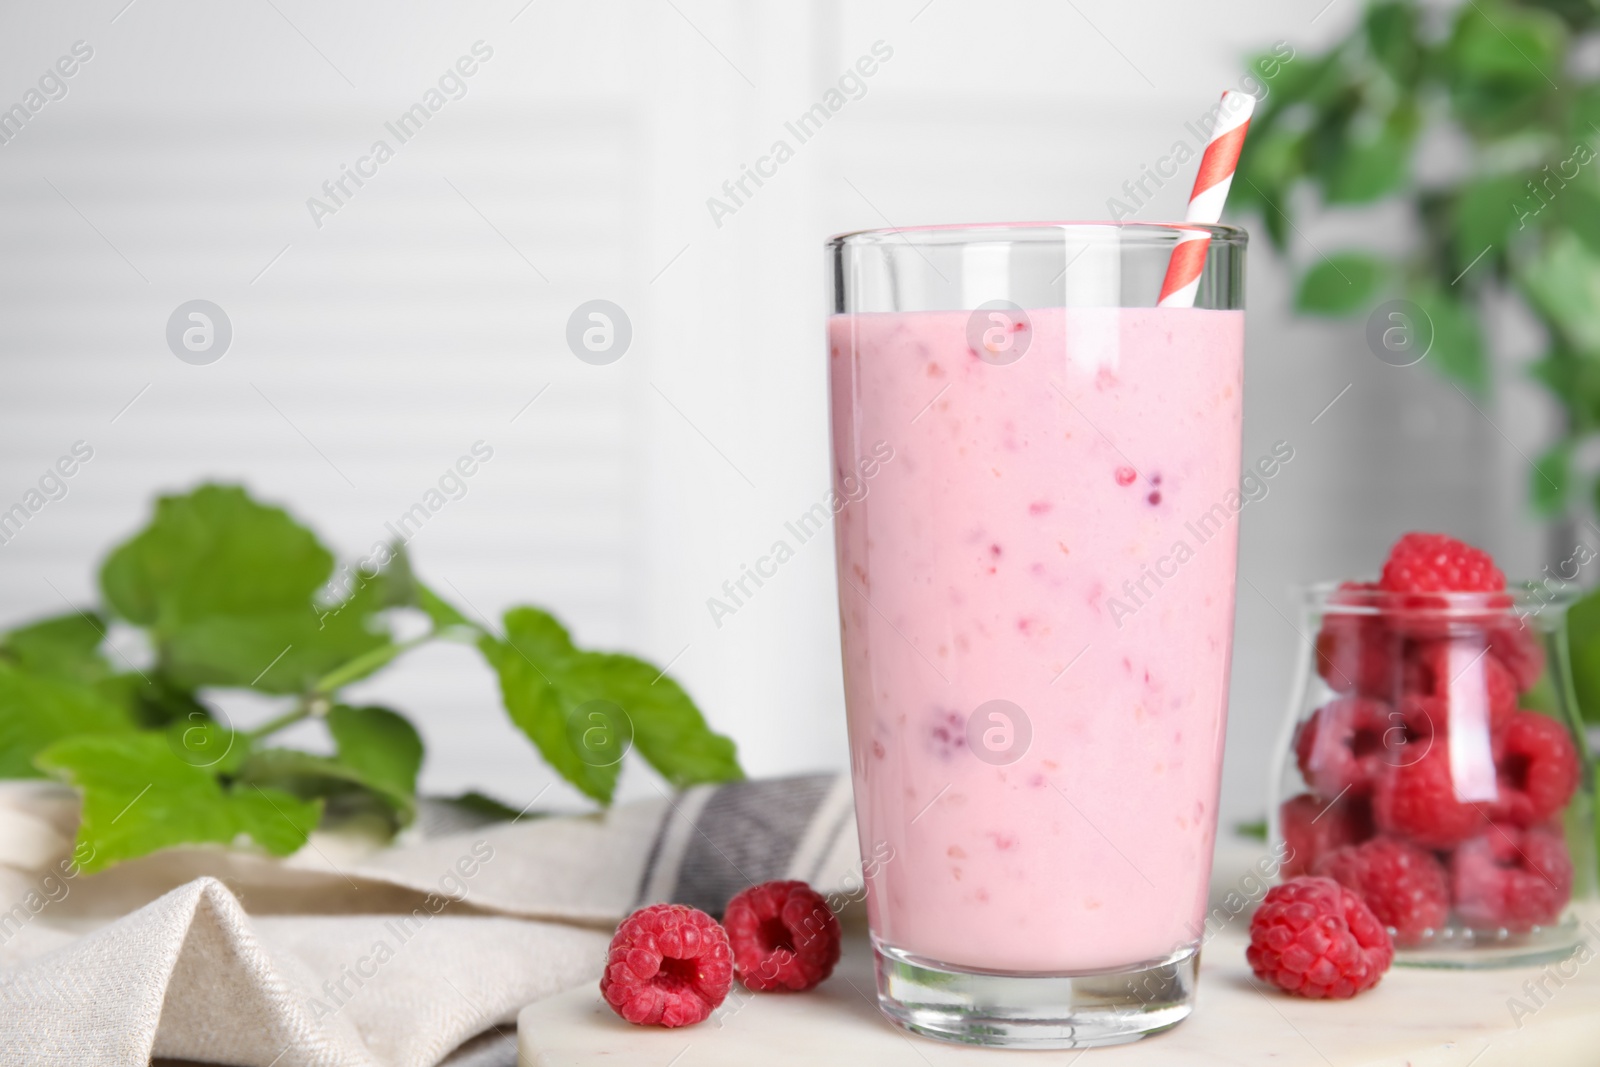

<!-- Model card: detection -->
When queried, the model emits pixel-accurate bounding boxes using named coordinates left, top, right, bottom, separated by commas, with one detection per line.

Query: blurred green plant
left=1234, top=0, right=1600, bottom=720
left=1234, top=0, right=1589, bottom=473
left=0, top=484, right=741, bottom=872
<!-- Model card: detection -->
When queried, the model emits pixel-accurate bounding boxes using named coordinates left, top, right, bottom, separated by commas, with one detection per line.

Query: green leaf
left=1409, top=284, right=1488, bottom=392
left=324, top=542, right=435, bottom=619
left=1262, top=197, right=1289, bottom=250
left=1303, top=96, right=1361, bottom=183
left=1449, top=2, right=1566, bottom=86
left=1294, top=253, right=1387, bottom=315
left=1532, top=444, right=1571, bottom=515
left=100, top=484, right=334, bottom=631
left=1518, top=233, right=1600, bottom=351
left=1234, top=128, right=1305, bottom=209
left=161, top=605, right=387, bottom=695
left=235, top=746, right=350, bottom=789
left=1569, top=84, right=1600, bottom=141
left=94, top=673, right=211, bottom=731
left=1446, top=2, right=1566, bottom=132
left=1235, top=818, right=1268, bottom=841
left=480, top=607, right=741, bottom=804
left=97, top=483, right=400, bottom=694
left=1246, top=44, right=1299, bottom=97
left=336, top=543, right=472, bottom=635
left=348, top=546, right=423, bottom=612
left=439, top=789, right=526, bottom=823
left=1566, top=586, right=1600, bottom=724
left=326, top=704, right=422, bottom=804
left=1525, top=0, right=1598, bottom=27
left=99, top=484, right=389, bottom=692
left=235, top=739, right=415, bottom=828
left=1231, top=170, right=1292, bottom=252
left=502, top=608, right=579, bottom=660
left=1453, top=175, right=1528, bottom=277
left=1324, top=107, right=1416, bottom=204
left=162, top=717, right=250, bottom=775
left=35, top=733, right=319, bottom=872
left=480, top=629, right=620, bottom=804
left=0, top=612, right=112, bottom=686
left=150, top=517, right=402, bottom=694
left=1365, top=2, right=1423, bottom=86
left=567, top=653, right=743, bottom=790
left=1529, top=345, right=1600, bottom=435
left=1560, top=184, right=1600, bottom=257
left=0, top=664, right=136, bottom=778
left=1273, top=49, right=1350, bottom=110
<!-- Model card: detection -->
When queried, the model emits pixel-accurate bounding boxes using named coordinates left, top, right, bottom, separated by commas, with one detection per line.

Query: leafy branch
left=0, top=484, right=742, bottom=872
left=1234, top=0, right=1595, bottom=499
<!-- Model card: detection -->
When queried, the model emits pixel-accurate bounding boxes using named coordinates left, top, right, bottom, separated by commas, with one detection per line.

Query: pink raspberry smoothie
left=829, top=306, right=1244, bottom=973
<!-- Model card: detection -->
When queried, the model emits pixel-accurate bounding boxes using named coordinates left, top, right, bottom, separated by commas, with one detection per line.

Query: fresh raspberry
left=1392, top=693, right=1443, bottom=741
left=1450, top=824, right=1573, bottom=933
left=1487, top=621, right=1545, bottom=693
left=1403, top=640, right=1517, bottom=732
left=1314, top=583, right=1398, bottom=697
left=1485, top=712, right=1580, bottom=827
left=1247, top=876, right=1393, bottom=999
left=723, top=880, right=841, bottom=992
left=1293, top=698, right=1399, bottom=798
left=600, top=904, right=733, bottom=1027
left=1313, top=837, right=1449, bottom=947
left=1279, top=792, right=1374, bottom=878
left=1379, top=532, right=1505, bottom=594
left=1372, top=736, right=1483, bottom=848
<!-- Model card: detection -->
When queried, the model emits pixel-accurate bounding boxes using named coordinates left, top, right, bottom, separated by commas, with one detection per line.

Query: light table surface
left=519, top=848, right=1600, bottom=1066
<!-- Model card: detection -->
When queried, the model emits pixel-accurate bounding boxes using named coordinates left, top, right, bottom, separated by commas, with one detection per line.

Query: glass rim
left=826, top=221, right=1249, bottom=249
left=1299, top=579, right=1580, bottom=615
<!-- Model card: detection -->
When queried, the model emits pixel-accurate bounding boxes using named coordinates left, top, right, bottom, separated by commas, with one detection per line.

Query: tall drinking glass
left=827, top=223, right=1247, bottom=1048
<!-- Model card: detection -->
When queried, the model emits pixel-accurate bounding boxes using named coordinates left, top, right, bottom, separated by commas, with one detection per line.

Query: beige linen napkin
left=0, top=774, right=858, bottom=1067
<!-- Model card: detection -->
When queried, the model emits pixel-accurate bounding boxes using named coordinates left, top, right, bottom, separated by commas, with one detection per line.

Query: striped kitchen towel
left=635, top=773, right=858, bottom=916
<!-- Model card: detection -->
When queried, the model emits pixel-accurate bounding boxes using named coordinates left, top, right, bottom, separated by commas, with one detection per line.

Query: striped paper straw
left=1156, top=90, right=1257, bottom=309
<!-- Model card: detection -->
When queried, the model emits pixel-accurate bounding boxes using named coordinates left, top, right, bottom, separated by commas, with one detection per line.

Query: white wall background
left=0, top=0, right=1553, bottom=827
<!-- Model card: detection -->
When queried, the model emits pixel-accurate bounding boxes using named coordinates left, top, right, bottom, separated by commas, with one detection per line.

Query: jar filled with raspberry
left=1271, top=533, right=1597, bottom=967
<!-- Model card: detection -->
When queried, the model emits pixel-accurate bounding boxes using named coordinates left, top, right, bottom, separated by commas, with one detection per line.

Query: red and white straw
left=1157, top=90, right=1256, bottom=309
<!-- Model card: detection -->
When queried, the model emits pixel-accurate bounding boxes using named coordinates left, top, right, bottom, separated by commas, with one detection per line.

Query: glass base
left=1395, top=913, right=1586, bottom=970
left=872, top=940, right=1198, bottom=1050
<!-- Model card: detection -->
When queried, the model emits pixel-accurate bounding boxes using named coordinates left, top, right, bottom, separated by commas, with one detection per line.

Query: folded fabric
left=0, top=773, right=858, bottom=1067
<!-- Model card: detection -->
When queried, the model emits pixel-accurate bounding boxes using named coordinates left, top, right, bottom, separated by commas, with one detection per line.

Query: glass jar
left=1271, top=581, right=1596, bottom=967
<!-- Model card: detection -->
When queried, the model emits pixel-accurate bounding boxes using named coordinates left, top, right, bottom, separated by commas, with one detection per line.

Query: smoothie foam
left=829, top=306, right=1243, bottom=973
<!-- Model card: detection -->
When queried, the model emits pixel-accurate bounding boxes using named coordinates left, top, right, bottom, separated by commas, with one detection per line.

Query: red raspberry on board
left=1372, top=737, right=1484, bottom=849
left=1293, top=698, right=1398, bottom=799
left=1486, top=712, right=1580, bottom=827
left=1404, top=640, right=1517, bottom=733
left=1379, top=532, right=1505, bottom=594
left=600, top=903, right=733, bottom=1027
left=1314, top=583, right=1396, bottom=697
left=1247, top=876, right=1393, bottom=999
left=1313, top=837, right=1449, bottom=947
left=723, top=880, right=841, bottom=992
left=1450, top=824, right=1573, bottom=933
left=1279, top=792, right=1374, bottom=878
